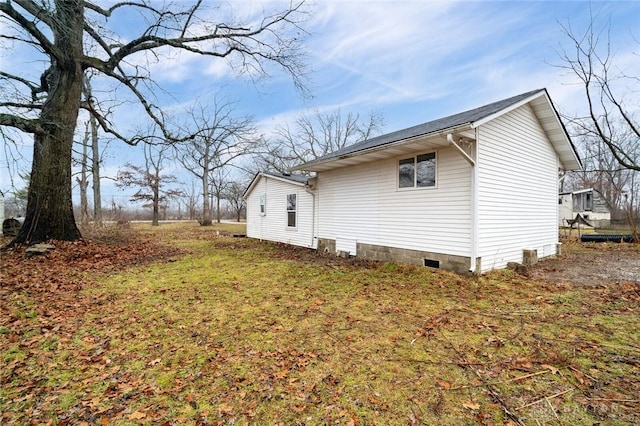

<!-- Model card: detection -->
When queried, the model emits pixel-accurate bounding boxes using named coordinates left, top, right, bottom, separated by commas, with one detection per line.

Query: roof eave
left=293, top=123, right=474, bottom=172
left=243, top=172, right=308, bottom=199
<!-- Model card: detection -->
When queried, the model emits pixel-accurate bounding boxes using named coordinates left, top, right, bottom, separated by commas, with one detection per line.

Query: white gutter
left=295, top=123, right=474, bottom=172
left=447, top=132, right=478, bottom=274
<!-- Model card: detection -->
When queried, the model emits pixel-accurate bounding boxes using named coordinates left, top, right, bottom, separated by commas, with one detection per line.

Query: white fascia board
left=243, top=172, right=262, bottom=199
left=264, top=174, right=307, bottom=187
left=471, top=90, right=546, bottom=129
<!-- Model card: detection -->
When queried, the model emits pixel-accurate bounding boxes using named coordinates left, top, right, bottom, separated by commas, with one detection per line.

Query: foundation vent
left=423, top=258, right=440, bottom=268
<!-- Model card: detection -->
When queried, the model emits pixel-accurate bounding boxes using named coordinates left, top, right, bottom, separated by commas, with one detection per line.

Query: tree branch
left=0, top=113, right=43, bottom=134
left=2, top=0, right=61, bottom=61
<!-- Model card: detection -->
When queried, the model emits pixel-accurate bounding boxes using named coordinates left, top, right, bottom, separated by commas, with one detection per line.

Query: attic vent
left=424, top=258, right=440, bottom=268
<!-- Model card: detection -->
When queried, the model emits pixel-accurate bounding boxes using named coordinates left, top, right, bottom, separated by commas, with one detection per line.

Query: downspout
left=304, top=180, right=317, bottom=249
left=471, top=128, right=479, bottom=274
left=447, top=133, right=478, bottom=274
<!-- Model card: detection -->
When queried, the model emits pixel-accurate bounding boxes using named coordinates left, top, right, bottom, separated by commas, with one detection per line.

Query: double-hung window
left=399, top=152, right=436, bottom=188
left=259, top=194, right=266, bottom=215
left=286, top=194, right=297, bottom=227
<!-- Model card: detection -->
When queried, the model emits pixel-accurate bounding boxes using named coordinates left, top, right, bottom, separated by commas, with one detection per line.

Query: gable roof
left=295, top=88, right=582, bottom=172
left=243, top=171, right=309, bottom=198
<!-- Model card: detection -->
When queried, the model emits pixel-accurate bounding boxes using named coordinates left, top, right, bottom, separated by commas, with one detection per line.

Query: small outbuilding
left=245, top=89, right=582, bottom=274
left=559, top=188, right=611, bottom=228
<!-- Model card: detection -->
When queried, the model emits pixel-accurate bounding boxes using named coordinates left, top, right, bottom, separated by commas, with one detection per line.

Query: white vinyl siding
left=317, top=145, right=472, bottom=257
left=246, top=176, right=315, bottom=248
left=476, top=103, right=559, bottom=271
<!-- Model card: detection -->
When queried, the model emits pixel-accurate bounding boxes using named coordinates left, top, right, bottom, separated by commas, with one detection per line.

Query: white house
left=245, top=89, right=582, bottom=274
left=244, top=172, right=316, bottom=248
left=559, top=188, right=611, bottom=228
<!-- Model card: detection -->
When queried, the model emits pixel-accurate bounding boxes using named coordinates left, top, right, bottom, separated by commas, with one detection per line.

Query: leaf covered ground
left=1, top=223, right=639, bottom=425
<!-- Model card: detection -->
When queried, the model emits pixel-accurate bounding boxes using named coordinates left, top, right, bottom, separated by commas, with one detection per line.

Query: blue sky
left=1, top=0, right=639, bottom=208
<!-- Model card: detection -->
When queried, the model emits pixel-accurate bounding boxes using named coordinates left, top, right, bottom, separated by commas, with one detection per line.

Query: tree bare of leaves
left=0, top=0, right=308, bottom=244
left=75, top=121, right=91, bottom=226
left=73, top=73, right=107, bottom=227
left=209, top=167, right=232, bottom=224
left=557, top=16, right=640, bottom=172
left=180, top=180, right=201, bottom=221
left=223, top=181, right=247, bottom=222
left=565, top=132, right=638, bottom=220
left=116, top=144, right=182, bottom=226
left=558, top=13, right=640, bottom=240
left=253, top=109, right=384, bottom=175
left=176, top=98, right=256, bottom=226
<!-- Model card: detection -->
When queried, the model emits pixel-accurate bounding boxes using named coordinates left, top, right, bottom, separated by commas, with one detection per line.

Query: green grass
left=1, top=222, right=638, bottom=425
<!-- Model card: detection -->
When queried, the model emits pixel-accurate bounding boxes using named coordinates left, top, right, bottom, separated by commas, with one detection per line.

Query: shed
left=559, top=188, right=611, bottom=228
left=247, top=89, right=581, bottom=274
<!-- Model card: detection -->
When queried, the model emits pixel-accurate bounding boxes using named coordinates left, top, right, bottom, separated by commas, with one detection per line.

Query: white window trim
left=397, top=150, right=437, bottom=190
left=286, top=193, right=297, bottom=229
left=259, top=194, right=266, bottom=216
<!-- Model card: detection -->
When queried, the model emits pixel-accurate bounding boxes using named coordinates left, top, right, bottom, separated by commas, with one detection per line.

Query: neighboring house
left=245, top=89, right=582, bottom=274
left=559, top=188, right=611, bottom=228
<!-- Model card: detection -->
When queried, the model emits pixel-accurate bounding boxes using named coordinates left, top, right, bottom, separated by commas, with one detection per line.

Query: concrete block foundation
left=319, top=238, right=472, bottom=274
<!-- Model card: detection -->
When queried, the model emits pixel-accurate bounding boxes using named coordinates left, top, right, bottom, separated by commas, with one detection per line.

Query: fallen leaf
left=541, top=364, right=559, bottom=375
left=462, top=401, right=480, bottom=410
left=128, top=411, right=146, bottom=420
left=218, top=403, right=233, bottom=416
left=436, top=380, right=451, bottom=390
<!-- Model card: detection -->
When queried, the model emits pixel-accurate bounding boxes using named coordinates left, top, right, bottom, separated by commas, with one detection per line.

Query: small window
left=585, top=192, right=593, bottom=211
left=286, top=193, right=296, bottom=227
left=398, top=152, right=436, bottom=188
left=259, top=194, right=266, bottom=215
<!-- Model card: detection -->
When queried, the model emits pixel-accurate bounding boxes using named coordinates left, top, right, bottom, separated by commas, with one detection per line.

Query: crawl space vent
left=423, top=258, right=440, bottom=268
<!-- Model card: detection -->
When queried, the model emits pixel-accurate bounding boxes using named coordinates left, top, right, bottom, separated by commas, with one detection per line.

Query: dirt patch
left=532, top=238, right=640, bottom=286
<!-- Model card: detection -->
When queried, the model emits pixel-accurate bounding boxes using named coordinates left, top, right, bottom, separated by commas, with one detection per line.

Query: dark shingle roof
left=262, top=171, right=309, bottom=185
left=299, top=89, right=545, bottom=168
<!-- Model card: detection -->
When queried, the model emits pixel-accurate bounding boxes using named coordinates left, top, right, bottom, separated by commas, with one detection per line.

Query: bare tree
left=116, top=144, right=182, bottom=226
left=564, top=131, right=638, bottom=220
left=181, top=180, right=201, bottom=221
left=209, top=167, right=231, bottom=224
left=557, top=14, right=640, bottom=172
left=177, top=98, right=256, bottom=226
left=253, top=109, right=384, bottom=174
left=223, top=181, right=247, bottom=222
left=74, top=74, right=107, bottom=226
left=0, top=0, right=308, bottom=245
left=75, top=122, right=91, bottom=226
left=557, top=13, right=640, bottom=239
left=84, top=73, right=105, bottom=227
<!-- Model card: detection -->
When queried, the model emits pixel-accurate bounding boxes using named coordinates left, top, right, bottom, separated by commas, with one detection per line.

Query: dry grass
left=1, top=222, right=638, bottom=425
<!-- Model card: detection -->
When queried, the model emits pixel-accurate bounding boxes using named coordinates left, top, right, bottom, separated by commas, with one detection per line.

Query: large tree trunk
left=201, top=174, right=212, bottom=226
left=12, top=0, right=84, bottom=245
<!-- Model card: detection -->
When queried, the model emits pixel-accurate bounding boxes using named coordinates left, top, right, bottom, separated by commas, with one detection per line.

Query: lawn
left=1, top=222, right=638, bottom=425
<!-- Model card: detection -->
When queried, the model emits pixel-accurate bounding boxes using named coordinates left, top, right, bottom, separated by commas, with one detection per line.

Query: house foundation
left=318, top=238, right=471, bottom=274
